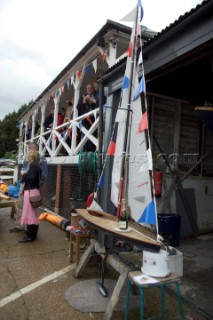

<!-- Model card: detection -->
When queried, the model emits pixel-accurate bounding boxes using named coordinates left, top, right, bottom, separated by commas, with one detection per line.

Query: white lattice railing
left=18, top=108, right=99, bottom=164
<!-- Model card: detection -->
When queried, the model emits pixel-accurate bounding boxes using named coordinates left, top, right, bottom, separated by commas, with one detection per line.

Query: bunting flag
left=138, top=199, right=156, bottom=225
left=51, top=92, right=55, bottom=100
left=97, top=171, right=104, bottom=189
left=86, top=115, right=93, bottom=126
left=66, top=79, right=71, bottom=89
left=76, top=121, right=82, bottom=131
left=133, top=76, right=145, bottom=100
left=68, top=128, right=71, bottom=138
left=92, top=59, right=97, bottom=73
left=138, top=0, right=144, bottom=22
left=102, top=51, right=107, bottom=62
left=136, top=111, right=148, bottom=133
left=85, top=65, right=92, bottom=76
left=127, top=41, right=133, bottom=57
left=107, top=141, right=116, bottom=155
left=70, top=75, right=74, bottom=86
left=77, top=70, right=82, bottom=79
left=61, top=84, right=65, bottom=93
left=122, top=76, right=129, bottom=90
left=87, top=198, right=103, bottom=212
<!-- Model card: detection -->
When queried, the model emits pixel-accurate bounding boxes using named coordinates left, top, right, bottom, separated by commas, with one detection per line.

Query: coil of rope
left=78, top=151, right=97, bottom=175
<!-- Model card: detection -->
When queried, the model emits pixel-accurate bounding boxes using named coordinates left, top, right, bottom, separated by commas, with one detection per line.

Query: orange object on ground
left=39, top=212, right=63, bottom=228
left=0, top=183, right=9, bottom=194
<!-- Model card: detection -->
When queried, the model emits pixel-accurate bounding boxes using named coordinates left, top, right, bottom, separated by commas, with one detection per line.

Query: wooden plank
left=129, top=270, right=181, bottom=287
left=74, top=239, right=95, bottom=278
left=104, top=270, right=129, bottom=320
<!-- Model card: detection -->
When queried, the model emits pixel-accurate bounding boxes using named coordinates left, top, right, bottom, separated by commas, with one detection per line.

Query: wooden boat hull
left=76, top=209, right=161, bottom=252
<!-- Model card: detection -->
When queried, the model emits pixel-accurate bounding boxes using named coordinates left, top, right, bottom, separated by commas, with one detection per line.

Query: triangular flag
left=138, top=199, right=156, bottom=225
left=138, top=51, right=142, bottom=65
left=85, top=65, right=92, bottom=76
left=138, top=0, right=144, bottom=22
left=97, top=171, right=104, bottom=189
left=92, top=59, right=97, bottom=73
left=77, top=70, right=82, bottom=79
left=70, top=75, right=74, bottom=86
left=136, top=111, right=148, bottom=133
left=122, top=76, right=129, bottom=90
left=102, top=51, right=107, bottom=62
left=76, top=121, right=82, bottom=131
left=86, top=115, right=93, bottom=126
left=133, top=77, right=145, bottom=100
left=87, top=199, right=103, bottom=212
left=120, top=7, right=136, bottom=22
left=127, top=41, right=133, bottom=58
left=107, top=141, right=116, bottom=155
left=66, top=79, right=71, bottom=89
left=68, top=128, right=71, bottom=138
left=61, top=84, right=65, bottom=93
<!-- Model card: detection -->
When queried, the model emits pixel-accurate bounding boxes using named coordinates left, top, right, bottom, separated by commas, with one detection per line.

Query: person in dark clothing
left=43, top=107, right=54, bottom=130
left=18, top=150, right=42, bottom=243
left=77, top=83, right=97, bottom=116
left=77, top=83, right=97, bottom=152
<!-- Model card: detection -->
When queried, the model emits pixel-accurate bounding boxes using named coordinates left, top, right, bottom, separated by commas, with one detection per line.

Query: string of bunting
left=50, top=49, right=109, bottom=101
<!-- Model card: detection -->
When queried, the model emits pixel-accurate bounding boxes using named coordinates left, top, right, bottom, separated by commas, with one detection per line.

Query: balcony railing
left=18, top=108, right=100, bottom=164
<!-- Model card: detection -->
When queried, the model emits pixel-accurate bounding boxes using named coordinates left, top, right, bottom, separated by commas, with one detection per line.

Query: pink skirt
left=20, top=189, right=40, bottom=225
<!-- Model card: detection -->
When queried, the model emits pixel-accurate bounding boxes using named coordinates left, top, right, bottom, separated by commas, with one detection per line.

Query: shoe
left=18, top=237, right=34, bottom=243
left=9, top=227, right=23, bottom=233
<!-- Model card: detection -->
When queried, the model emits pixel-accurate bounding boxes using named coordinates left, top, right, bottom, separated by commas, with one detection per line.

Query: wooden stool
left=69, top=231, right=90, bottom=264
left=125, top=270, right=184, bottom=320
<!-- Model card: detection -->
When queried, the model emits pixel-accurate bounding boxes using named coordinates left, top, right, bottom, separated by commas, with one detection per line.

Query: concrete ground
left=0, top=206, right=212, bottom=320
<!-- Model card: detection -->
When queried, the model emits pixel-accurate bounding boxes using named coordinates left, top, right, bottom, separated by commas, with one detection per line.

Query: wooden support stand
left=0, top=200, right=17, bottom=218
left=74, top=239, right=134, bottom=320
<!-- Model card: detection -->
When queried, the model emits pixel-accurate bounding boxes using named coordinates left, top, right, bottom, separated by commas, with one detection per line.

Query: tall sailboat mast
left=116, top=4, right=139, bottom=218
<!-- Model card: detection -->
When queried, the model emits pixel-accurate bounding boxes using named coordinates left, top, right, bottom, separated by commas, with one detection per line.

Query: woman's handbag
left=29, top=165, right=42, bottom=208
left=29, top=192, right=42, bottom=208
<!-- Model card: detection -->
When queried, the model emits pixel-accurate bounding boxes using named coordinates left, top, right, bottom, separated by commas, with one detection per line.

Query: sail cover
left=110, top=0, right=157, bottom=225
left=110, top=4, right=138, bottom=208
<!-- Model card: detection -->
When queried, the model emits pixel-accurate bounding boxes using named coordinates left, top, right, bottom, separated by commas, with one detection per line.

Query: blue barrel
left=157, top=214, right=181, bottom=246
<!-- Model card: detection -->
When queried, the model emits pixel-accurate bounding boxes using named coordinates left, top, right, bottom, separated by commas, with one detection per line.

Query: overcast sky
left=0, top=0, right=203, bottom=120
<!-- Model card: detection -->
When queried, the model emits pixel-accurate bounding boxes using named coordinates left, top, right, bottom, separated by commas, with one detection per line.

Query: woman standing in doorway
left=19, top=150, right=41, bottom=243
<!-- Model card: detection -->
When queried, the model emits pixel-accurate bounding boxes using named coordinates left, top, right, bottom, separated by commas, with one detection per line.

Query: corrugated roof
left=143, top=0, right=211, bottom=47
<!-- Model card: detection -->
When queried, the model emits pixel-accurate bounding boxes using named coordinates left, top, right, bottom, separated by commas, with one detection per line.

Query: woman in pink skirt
left=19, top=150, right=41, bottom=243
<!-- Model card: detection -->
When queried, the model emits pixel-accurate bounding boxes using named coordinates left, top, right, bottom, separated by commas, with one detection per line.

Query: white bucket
left=141, top=249, right=171, bottom=277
